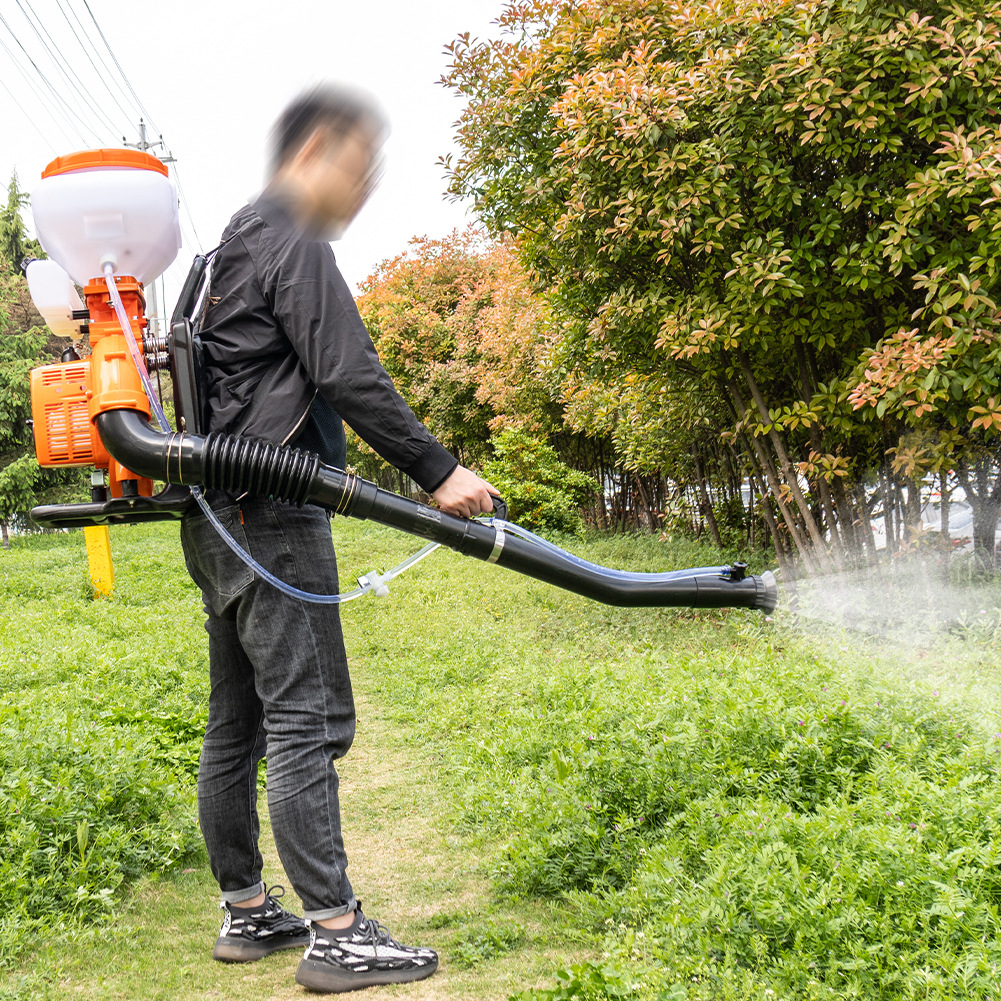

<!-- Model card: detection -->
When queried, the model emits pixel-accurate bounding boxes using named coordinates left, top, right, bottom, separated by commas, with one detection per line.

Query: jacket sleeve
left=257, top=231, right=459, bottom=493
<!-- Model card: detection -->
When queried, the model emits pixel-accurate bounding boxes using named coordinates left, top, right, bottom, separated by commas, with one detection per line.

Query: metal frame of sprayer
left=25, top=149, right=777, bottom=613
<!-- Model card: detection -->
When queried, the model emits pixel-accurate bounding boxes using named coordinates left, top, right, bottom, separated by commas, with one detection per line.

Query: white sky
left=0, top=0, right=503, bottom=318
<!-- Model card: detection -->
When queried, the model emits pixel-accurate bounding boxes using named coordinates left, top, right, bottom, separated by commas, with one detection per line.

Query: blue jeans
left=180, top=494, right=357, bottom=920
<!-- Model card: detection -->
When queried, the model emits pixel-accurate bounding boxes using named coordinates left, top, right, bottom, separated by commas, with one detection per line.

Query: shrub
left=0, top=526, right=206, bottom=967
left=438, top=636, right=1001, bottom=999
left=484, top=428, right=596, bottom=534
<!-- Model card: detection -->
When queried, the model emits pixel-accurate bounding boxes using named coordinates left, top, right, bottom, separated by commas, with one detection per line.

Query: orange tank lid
left=42, top=148, right=168, bottom=179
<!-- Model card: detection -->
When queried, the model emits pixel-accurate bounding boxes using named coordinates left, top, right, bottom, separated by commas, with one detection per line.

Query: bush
left=433, top=633, right=1001, bottom=1000
left=0, top=526, right=206, bottom=967
left=484, top=428, right=596, bottom=534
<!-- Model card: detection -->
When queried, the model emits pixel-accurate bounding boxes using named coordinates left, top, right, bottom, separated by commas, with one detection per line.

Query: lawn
left=2, top=519, right=1000, bottom=1000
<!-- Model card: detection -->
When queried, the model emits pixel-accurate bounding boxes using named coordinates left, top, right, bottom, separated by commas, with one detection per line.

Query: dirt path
left=24, top=670, right=582, bottom=1001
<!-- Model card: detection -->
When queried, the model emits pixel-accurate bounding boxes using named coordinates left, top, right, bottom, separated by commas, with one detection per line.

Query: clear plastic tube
left=485, top=517, right=726, bottom=582
left=103, top=266, right=436, bottom=604
left=104, top=267, right=725, bottom=600
left=191, top=489, right=440, bottom=603
left=104, top=265, right=169, bottom=432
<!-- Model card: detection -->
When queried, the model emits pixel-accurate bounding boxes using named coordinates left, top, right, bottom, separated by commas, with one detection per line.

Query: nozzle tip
left=756, top=570, right=779, bottom=613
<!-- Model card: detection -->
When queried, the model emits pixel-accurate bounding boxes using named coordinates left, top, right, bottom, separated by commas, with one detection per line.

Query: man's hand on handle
left=432, top=465, right=499, bottom=519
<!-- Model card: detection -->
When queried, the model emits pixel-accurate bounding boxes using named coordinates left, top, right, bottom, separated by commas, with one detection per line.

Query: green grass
left=2, top=520, right=1001, bottom=1000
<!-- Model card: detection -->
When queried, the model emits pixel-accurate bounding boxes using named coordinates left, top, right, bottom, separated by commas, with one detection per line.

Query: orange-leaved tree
left=354, top=229, right=559, bottom=487
left=442, top=0, right=1001, bottom=569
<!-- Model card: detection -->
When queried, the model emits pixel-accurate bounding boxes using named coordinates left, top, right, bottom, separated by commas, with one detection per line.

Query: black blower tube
left=96, top=409, right=778, bottom=613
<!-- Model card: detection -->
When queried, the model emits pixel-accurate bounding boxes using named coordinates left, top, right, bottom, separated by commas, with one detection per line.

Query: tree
left=0, top=174, right=85, bottom=544
left=442, top=0, right=1001, bottom=568
left=354, top=229, right=562, bottom=486
left=355, top=229, right=495, bottom=476
left=0, top=172, right=43, bottom=270
left=0, top=274, right=66, bottom=545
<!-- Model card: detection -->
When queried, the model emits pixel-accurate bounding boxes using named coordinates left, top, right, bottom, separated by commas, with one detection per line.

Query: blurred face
left=304, top=122, right=384, bottom=239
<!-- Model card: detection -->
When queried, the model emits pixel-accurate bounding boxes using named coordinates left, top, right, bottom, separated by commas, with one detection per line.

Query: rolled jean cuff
left=304, top=895, right=358, bottom=923
left=221, top=880, right=264, bottom=905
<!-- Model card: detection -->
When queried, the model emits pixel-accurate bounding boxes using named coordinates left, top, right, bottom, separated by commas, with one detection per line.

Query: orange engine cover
left=29, top=274, right=155, bottom=498
left=30, top=353, right=154, bottom=499
left=30, top=358, right=109, bottom=467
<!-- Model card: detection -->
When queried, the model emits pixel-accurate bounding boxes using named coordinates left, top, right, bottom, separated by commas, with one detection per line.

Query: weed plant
left=4, top=519, right=1001, bottom=1001
left=0, top=525, right=206, bottom=966
left=339, top=525, right=1001, bottom=1000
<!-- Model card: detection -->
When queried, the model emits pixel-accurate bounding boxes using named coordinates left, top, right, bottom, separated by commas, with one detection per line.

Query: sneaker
left=295, top=907, right=438, bottom=993
left=212, top=884, right=311, bottom=962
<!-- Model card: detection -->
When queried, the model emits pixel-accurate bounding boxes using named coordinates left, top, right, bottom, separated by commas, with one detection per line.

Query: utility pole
left=124, top=119, right=175, bottom=335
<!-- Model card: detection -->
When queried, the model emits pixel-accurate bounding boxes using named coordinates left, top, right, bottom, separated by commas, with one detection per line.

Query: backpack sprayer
left=23, top=148, right=778, bottom=613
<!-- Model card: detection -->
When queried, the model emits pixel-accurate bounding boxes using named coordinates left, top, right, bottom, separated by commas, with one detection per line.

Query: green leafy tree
left=353, top=230, right=567, bottom=491
left=0, top=172, right=43, bottom=271
left=0, top=280, right=50, bottom=545
left=483, top=427, right=596, bottom=534
left=355, top=230, right=496, bottom=474
left=442, top=0, right=1001, bottom=568
left=0, top=174, right=85, bottom=543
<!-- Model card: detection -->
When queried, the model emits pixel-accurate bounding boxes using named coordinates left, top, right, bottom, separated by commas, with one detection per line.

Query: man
left=179, top=83, right=497, bottom=994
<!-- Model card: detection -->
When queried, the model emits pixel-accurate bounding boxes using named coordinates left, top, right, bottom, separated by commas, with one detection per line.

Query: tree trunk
left=881, top=465, right=896, bottom=556
left=749, top=467, right=783, bottom=553
left=692, top=447, right=723, bottom=548
left=734, top=347, right=830, bottom=562
left=633, top=474, right=653, bottom=532
left=940, top=471, right=950, bottom=536
left=793, top=340, right=845, bottom=562
left=957, top=455, right=1001, bottom=574
left=831, top=477, right=862, bottom=562
left=901, top=476, right=923, bottom=542
left=849, top=482, right=878, bottom=564
left=723, top=375, right=822, bottom=574
left=936, top=469, right=952, bottom=581
left=1, top=520, right=8, bottom=549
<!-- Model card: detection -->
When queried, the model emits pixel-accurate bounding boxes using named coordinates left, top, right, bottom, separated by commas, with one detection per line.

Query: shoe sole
left=213, top=934, right=311, bottom=963
left=295, top=957, right=439, bottom=993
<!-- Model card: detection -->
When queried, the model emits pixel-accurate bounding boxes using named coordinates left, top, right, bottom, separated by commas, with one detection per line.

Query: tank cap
left=41, top=148, right=168, bottom=179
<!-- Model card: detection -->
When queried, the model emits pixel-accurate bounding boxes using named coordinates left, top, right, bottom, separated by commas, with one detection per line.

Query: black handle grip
left=491, top=494, right=508, bottom=522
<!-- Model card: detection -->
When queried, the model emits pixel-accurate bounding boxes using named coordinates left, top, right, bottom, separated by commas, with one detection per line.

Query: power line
left=0, top=2, right=207, bottom=320
left=0, top=32, right=74, bottom=148
left=55, top=0, right=134, bottom=125
left=170, top=162, right=205, bottom=252
left=0, top=71, right=56, bottom=153
left=81, top=0, right=161, bottom=136
left=17, top=0, right=120, bottom=139
left=0, top=19, right=88, bottom=148
left=61, top=0, right=143, bottom=126
left=14, top=0, right=119, bottom=142
left=0, top=11, right=93, bottom=146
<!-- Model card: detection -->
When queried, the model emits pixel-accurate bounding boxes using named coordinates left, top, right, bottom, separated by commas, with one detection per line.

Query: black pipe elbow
left=96, top=410, right=176, bottom=481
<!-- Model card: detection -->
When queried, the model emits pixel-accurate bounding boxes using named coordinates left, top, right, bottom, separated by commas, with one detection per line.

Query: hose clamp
left=335, top=472, right=359, bottom=516
left=168, top=432, right=185, bottom=485
left=487, top=525, right=506, bottom=564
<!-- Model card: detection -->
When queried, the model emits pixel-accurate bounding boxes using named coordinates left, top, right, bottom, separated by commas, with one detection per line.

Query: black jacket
left=199, top=192, right=458, bottom=493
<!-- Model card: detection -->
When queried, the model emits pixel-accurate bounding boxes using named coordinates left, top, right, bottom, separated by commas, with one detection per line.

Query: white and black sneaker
left=212, top=884, right=311, bottom=962
left=295, top=907, right=438, bottom=993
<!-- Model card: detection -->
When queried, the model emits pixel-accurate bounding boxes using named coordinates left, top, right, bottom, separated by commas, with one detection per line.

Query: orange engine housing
left=30, top=275, right=155, bottom=499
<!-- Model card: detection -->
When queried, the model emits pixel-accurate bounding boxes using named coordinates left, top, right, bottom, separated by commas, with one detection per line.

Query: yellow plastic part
left=83, top=525, right=114, bottom=597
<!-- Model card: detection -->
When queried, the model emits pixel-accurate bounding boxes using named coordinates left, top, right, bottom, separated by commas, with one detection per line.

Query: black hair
left=268, top=83, right=388, bottom=175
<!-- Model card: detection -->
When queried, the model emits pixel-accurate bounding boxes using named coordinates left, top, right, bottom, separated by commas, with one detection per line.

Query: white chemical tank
left=24, top=259, right=85, bottom=338
left=31, top=148, right=182, bottom=285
